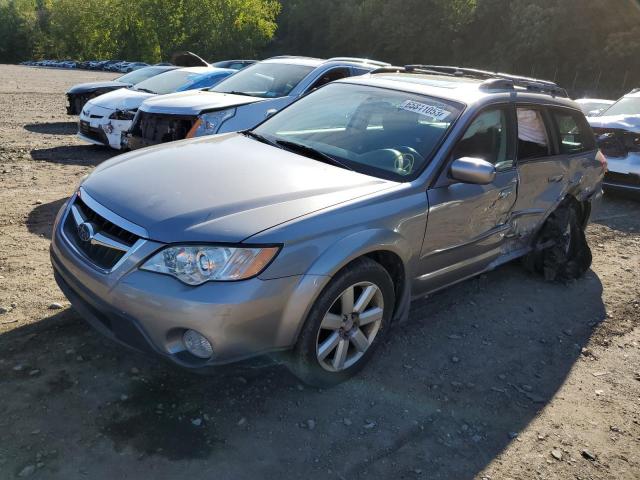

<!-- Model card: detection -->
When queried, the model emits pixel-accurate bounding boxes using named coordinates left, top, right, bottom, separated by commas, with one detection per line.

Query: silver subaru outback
left=50, top=65, right=605, bottom=386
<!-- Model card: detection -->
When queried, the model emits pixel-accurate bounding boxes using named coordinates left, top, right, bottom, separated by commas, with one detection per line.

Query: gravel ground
left=0, top=64, right=638, bottom=480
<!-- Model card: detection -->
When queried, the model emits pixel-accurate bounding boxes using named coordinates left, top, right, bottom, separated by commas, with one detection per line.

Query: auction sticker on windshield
left=400, top=100, right=452, bottom=121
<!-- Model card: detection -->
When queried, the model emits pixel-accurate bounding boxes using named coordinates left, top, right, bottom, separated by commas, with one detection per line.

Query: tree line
left=270, top=0, right=640, bottom=98
left=0, top=0, right=281, bottom=63
left=2, top=0, right=639, bottom=98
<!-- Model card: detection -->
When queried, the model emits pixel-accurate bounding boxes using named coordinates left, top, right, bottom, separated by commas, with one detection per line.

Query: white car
left=575, top=98, right=614, bottom=116
left=588, top=89, right=640, bottom=195
left=77, top=67, right=229, bottom=149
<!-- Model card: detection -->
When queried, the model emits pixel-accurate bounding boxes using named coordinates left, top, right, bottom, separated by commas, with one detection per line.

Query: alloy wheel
left=315, top=281, right=384, bottom=372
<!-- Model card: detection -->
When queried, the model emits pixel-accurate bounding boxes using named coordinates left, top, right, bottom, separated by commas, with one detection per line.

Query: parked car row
left=22, top=59, right=151, bottom=72
left=51, top=60, right=609, bottom=385
left=72, top=56, right=390, bottom=149
left=21, top=57, right=256, bottom=74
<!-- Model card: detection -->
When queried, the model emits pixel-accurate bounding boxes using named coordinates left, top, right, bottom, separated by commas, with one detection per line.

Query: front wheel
left=287, top=258, right=395, bottom=387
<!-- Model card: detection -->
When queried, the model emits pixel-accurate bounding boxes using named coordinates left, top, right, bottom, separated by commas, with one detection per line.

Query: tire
left=522, top=198, right=592, bottom=282
left=287, top=257, right=395, bottom=387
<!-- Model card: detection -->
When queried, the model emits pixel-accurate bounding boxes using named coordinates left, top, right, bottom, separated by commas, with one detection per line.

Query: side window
left=452, top=108, right=513, bottom=171
left=517, top=107, right=550, bottom=160
left=551, top=109, right=596, bottom=154
left=307, top=68, right=351, bottom=91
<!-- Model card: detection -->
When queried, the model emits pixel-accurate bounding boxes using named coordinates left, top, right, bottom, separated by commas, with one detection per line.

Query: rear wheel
left=523, top=198, right=592, bottom=281
left=288, top=258, right=395, bottom=387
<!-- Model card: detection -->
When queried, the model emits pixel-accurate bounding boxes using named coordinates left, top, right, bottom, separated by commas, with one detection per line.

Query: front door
left=415, top=105, right=518, bottom=295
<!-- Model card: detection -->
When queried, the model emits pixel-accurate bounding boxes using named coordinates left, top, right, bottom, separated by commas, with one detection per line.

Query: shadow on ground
left=30, top=145, right=118, bottom=166
left=24, top=122, right=77, bottom=135
left=26, top=198, right=67, bottom=239
left=0, top=261, right=606, bottom=479
left=591, top=192, right=640, bottom=234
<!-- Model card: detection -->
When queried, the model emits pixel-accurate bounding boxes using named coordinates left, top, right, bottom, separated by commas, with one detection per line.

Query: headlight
left=109, top=109, right=137, bottom=121
left=186, top=108, right=236, bottom=138
left=141, top=245, right=279, bottom=285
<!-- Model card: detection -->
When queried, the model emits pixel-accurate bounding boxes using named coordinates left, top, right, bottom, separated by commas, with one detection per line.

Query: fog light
left=183, top=329, right=213, bottom=359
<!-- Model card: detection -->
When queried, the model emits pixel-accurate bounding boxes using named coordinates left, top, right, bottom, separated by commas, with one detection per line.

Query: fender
left=277, top=229, right=415, bottom=347
left=306, top=228, right=413, bottom=278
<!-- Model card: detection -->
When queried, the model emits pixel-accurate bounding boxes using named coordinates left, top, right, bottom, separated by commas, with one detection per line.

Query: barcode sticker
left=399, top=100, right=452, bottom=121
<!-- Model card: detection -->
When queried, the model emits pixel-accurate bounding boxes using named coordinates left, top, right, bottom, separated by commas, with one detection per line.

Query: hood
left=588, top=114, right=640, bottom=133
left=139, top=90, right=262, bottom=115
left=171, top=51, right=209, bottom=67
left=82, top=133, right=395, bottom=243
left=67, top=80, right=128, bottom=95
left=90, top=88, right=155, bottom=111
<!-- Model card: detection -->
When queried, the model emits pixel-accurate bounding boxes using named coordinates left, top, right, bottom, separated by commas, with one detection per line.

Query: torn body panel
left=590, top=115, right=640, bottom=193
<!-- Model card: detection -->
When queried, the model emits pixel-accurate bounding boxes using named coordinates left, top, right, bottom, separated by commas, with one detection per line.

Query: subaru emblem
left=77, top=222, right=95, bottom=243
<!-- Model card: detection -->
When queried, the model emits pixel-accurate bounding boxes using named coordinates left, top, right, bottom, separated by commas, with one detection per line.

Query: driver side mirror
left=450, top=157, right=496, bottom=185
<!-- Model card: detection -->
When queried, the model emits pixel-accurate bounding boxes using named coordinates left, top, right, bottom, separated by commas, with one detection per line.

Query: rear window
left=551, top=109, right=596, bottom=154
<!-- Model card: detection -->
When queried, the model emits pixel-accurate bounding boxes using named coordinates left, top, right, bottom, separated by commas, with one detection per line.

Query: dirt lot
left=0, top=64, right=638, bottom=479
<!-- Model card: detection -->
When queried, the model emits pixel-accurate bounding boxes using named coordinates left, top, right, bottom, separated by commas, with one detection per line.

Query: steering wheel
left=360, top=146, right=424, bottom=176
left=358, top=146, right=424, bottom=175
left=393, top=146, right=425, bottom=175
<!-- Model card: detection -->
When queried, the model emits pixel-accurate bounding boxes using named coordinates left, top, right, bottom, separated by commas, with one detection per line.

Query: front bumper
left=78, top=106, right=133, bottom=150
left=123, top=133, right=159, bottom=150
left=125, top=111, right=197, bottom=150
left=50, top=200, right=315, bottom=368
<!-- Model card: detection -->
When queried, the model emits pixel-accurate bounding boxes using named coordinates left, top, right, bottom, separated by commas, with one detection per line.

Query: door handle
left=548, top=175, right=564, bottom=183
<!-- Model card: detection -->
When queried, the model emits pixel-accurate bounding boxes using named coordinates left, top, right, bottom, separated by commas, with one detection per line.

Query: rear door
left=511, top=105, right=568, bottom=236
left=416, top=105, right=518, bottom=294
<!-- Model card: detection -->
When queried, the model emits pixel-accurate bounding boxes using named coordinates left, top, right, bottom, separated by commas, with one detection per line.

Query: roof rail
left=371, top=64, right=569, bottom=98
left=414, top=65, right=569, bottom=97
left=266, top=55, right=323, bottom=61
left=326, top=57, right=390, bottom=67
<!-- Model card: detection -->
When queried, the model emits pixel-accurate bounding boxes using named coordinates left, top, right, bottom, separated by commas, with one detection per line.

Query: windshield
left=134, top=69, right=203, bottom=95
left=253, top=83, right=462, bottom=181
left=211, top=62, right=314, bottom=98
left=117, top=66, right=173, bottom=85
left=176, top=71, right=233, bottom=92
left=602, top=96, right=640, bottom=116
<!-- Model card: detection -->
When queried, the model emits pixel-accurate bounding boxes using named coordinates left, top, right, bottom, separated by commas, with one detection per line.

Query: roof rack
left=266, top=55, right=323, bottom=61
left=326, top=57, right=390, bottom=67
left=371, top=64, right=569, bottom=98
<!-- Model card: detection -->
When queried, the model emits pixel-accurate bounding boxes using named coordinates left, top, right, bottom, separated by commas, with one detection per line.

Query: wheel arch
left=281, top=229, right=414, bottom=348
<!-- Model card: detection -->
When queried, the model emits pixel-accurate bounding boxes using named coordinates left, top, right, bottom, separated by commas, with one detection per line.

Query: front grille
left=593, top=127, right=640, bottom=158
left=63, top=196, right=140, bottom=270
left=79, top=120, right=108, bottom=145
left=604, top=171, right=640, bottom=187
left=129, top=111, right=197, bottom=147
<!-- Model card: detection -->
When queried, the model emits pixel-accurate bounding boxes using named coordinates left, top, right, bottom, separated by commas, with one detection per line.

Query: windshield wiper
left=275, top=140, right=354, bottom=171
left=242, top=130, right=279, bottom=147
left=218, top=90, right=254, bottom=97
left=135, top=87, right=157, bottom=94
